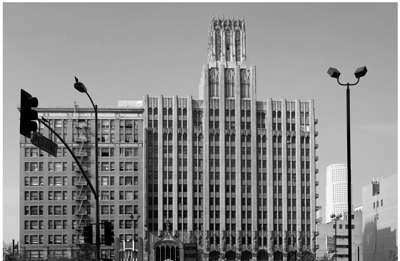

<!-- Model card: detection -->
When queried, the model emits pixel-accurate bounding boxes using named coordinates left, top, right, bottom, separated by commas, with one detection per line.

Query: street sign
left=31, top=132, right=58, bottom=157
left=184, top=243, right=197, bottom=261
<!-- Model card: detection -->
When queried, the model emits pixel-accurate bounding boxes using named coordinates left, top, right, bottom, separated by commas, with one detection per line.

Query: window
left=125, top=148, right=133, bottom=157
left=101, top=177, right=109, bottom=186
left=54, top=177, right=62, bottom=186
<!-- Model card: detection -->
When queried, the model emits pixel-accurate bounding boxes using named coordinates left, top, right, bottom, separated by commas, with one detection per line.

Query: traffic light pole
left=94, top=105, right=100, bottom=261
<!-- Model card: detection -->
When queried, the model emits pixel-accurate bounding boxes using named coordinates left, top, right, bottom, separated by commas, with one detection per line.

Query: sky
left=3, top=3, right=398, bottom=243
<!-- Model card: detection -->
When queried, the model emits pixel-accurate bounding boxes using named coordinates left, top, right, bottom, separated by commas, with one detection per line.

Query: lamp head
left=330, top=214, right=335, bottom=219
left=354, top=66, right=368, bottom=78
left=74, top=77, right=87, bottom=93
left=327, top=67, right=341, bottom=79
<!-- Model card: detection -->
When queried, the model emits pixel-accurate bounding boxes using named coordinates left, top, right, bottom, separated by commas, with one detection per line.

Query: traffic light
left=104, top=221, right=114, bottom=246
left=20, top=89, right=38, bottom=138
left=83, top=224, right=93, bottom=244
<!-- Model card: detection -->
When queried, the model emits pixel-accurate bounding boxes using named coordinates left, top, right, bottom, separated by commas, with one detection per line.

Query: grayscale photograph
left=3, top=3, right=397, bottom=261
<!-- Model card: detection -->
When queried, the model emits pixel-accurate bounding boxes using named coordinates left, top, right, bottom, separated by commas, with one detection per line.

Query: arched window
left=225, top=30, right=231, bottom=61
left=216, top=29, right=221, bottom=61
left=235, top=30, right=241, bottom=61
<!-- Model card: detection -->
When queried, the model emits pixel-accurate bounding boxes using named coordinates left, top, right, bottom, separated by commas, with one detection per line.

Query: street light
left=327, top=66, right=367, bottom=261
left=74, top=77, right=100, bottom=261
left=130, top=214, right=141, bottom=246
left=330, top=213, right=343, bottom=261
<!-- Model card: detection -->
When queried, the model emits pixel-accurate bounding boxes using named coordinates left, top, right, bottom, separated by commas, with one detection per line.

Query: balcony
left=315, top=193, right=319, bottom=198
left=75, top=209, right=88, bottom=216
left=316, top=205, right=322, bottom=211
left=74, top=224, right=84, bottom=231
left=315, top=180, right=319, bottom=186
left=75, top=195, right=88, bottom=201
left=316, top=217, right=322, bottom=224
left=315, top=156, right=319, bottom=161
left=315, top=119, right=318, bottom=124
left=76, top=151, right=88, bottom=157
left=75, top=180, right=87, bottom=186
left=315, top=131, right=318, bottom=137
left=315, top=168, right=319, bottom=174
left=315, top=144, right=319, bottom=149
left=75, top=136, right=88, bottom=143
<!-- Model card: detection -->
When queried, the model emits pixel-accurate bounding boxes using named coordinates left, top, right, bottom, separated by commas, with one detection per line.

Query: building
left=316, top=210, right=363, bottom=261
left=362, top=174, right=397, bottom=261
left=326, top=164, right=352, bottom=223
left=20, top=16, right=319, bottom=261
left=20, top=101, right=145, bottom=260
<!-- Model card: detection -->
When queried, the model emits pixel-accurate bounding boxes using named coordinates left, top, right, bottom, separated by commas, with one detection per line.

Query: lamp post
left=130, top=214, right=141, bottom=253
left=327, top=66, right=367, bottom=261
left=74, top=77, right=100, bottom=261
left=330, top=213, right=342, bottom=261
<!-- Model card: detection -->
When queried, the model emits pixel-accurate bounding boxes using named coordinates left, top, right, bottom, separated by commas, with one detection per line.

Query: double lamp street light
left=327, top=66, right=367, bottom=261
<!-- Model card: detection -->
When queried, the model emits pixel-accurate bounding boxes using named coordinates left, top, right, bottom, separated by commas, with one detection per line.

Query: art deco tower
left=142, top=16, right=319, bottom=261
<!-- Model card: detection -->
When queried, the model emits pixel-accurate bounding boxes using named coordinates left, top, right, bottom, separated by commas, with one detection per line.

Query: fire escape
left=74, top=119, right=93, bottom=244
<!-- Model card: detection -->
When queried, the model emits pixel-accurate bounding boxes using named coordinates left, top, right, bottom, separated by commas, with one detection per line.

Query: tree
left=387, top=249, right=398, bottom=261
left=71, top=244, right=96, bottom=261
left=3, top=242, right=26, bottom=261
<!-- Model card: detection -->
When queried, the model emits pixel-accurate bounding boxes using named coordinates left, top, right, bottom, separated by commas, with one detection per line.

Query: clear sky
left=3, top=3, right=397, bottom=243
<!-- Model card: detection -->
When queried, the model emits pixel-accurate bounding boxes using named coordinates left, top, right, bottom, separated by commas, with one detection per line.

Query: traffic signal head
left=83, top=224, right=93, bottom=244
left=104, top=221, right=114, bottom=246
left=20, top=89, right=38, bottom=138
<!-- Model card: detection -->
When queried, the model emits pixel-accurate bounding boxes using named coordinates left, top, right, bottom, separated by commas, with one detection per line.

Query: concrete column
left=187, top=96, right=193, bottom=231
left=309, top=100, right=316, bottom=248
left=250, top=66, right=258, bottom=232
left=142, top=95, right=148, bottom=237
left=234, top=64, right=242, bottom=230
left=295, top=100, right=302, bottom=238
left=158, top=96, right=163, bottom=232
left=219, top=63, right=226, bottom=231
left=173, top=96, right=178, bottom=230
left=282, top=99, right=288, bottom=240
left=202, top=65, right=210, bottom=231
left=266, top=98, right=274, bottom=252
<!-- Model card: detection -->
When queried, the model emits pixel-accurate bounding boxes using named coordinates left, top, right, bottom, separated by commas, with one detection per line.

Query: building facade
left=325, top=164, right=352, bottom=223
left=141, top=17, right=319, bottom=261
left=20, top=102, right=145, bottom=260
left=316, top=210, right=363, bottom=261
left=20, top=17, right=319, bottom=261
left=362, top=174, right=397, bottom=261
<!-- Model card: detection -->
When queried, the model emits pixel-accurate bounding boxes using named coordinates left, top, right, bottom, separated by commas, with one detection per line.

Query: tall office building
left=20, top=17, right=319, bottom=261
left=325, top=164, right=352, bottom=223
